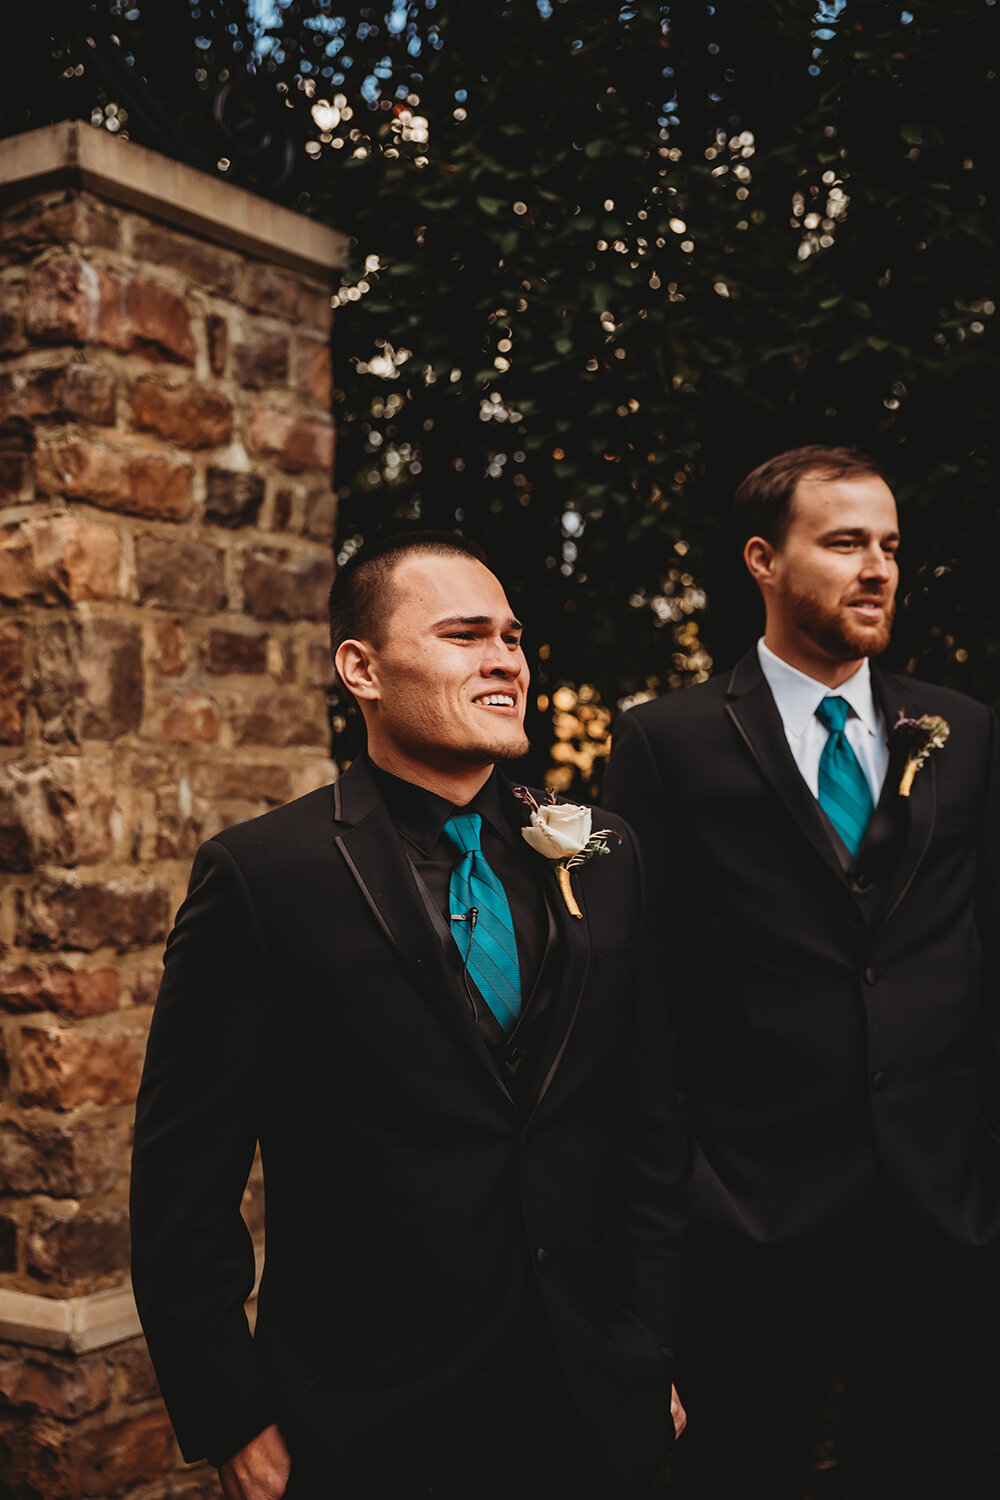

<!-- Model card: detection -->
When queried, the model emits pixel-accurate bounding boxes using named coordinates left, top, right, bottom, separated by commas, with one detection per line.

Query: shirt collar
left=366, top=756, right=515, bottom=857
left=756, top=638, right=883, bottom=740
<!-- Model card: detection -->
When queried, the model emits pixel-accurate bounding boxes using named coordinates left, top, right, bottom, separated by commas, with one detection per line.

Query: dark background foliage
left=6, top=0, right=998, bottom=794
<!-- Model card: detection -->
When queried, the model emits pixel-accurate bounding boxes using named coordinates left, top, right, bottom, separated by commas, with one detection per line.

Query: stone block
left=34, top=618, right=142, bottom=743
left=130, top=221, right=241, bottom=294
left=0, top=193, right=119, bottom=254
left=234, top=328, right=290, bottom=389
left=17, top=1023, right=146, bottom=1108
left=0, top=1349, right=111, bottom=1420
left=27, top=1206, right=131, bottom=1285
left=0, top=1118, right=119, bottom=1196
left=135, top=533, right=227, bottom=612
left=0, top=1215, right=16, bottom=1272
left=0, top=363, right=117, bottom=428
left=241, top=545, right=334, bottom=621
left=248, top=406, right=335, bottom=474
left=152, top=619, right=186, bottom=675
left=96, top=265, right=196, bottom=364
left=0, top=758, right=115, bottom=871
left=160, top=691, right=221, bottom=743
left=230, top=690, right=329, bottom=749
left=0, top=963, right=120, bottom=1017
left=27, top=1409, right=177, bottom=1499
left=0, top=516, right=121, bottom=605
left=206, top=628, right=268, bottom=675
left=0, top=620, right=24, bottom=744
left=272, top=488, right=294, bottom=530
left=0, top=439, right=29, bottom=501
left=244, top=265, right=330, bottom=327
left=109, top=1339, right=161, bottom=1404
left=207, top=313, right=228, bottom=376
left=205, top=467, right=265, bottom=528
left=303, top=488, right=337, bottom=542
left=307, top=641, right=336, bottom=689
left=130, top=378, right=233, bottom=449
left=190, top=760, right=291, bottom=804
left=25, top=255, right=92, bottom=345
left=297, top=337, right=332, bottom=407
left=19, top=879, right=170, bottom=953
left=35, top=438, right=192, bottom=520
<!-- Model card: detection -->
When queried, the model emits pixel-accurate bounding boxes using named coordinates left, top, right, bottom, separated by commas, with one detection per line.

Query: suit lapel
left=332, top=760, right=515, bottom=1106
left=866, top=668, right=938, bottom=930
left=724, top=650, right=848, bottom=885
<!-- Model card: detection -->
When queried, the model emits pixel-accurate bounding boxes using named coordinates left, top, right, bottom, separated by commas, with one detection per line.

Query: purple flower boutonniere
left=892, top=711, right=950, bottom=797
left=512, top=786, right=621, bottom=919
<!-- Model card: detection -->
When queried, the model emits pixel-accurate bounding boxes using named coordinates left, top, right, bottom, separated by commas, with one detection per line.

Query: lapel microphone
left=450, top=909, right=480, bottom=1017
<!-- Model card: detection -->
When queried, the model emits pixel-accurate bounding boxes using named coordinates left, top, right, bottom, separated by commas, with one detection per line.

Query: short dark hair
left=733, top=446, right=883, bottom=548
left=328, top=530, right=488, bottom=672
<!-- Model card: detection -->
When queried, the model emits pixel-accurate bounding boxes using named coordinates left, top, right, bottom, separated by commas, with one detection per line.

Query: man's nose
left=482, top=641, right=522, bottom=676
left=860, top=545, right=892, bottom=581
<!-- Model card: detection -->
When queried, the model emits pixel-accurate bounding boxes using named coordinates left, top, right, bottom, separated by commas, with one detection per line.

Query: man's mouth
left=845, top=597, right=885, bottom=620
left=474, top=692, right=517, bottom=711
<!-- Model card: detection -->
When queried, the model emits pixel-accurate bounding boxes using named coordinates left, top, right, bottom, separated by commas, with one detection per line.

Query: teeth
left=480, top=694, right=515, bottom=707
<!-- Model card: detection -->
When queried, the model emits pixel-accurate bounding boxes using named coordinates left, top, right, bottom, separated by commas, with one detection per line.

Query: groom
left=131, top=532, right=685, bottom=1500
left=603, top=447, right=1000, bottom=1499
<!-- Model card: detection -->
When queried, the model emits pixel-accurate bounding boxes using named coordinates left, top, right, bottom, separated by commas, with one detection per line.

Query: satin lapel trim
left=725, top=657, right=847, bottom=885
left=524, top=855, right=592, bottom=1122
left=332, top=770, right=515, bottom=1107
left=870, top=671, right=938, bottom=930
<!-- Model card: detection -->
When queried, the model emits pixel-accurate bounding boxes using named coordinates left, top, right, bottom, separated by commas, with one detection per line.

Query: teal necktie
left=442, top=812, right=522, bottom=1035
left=816, top=696, right=874, bottom=857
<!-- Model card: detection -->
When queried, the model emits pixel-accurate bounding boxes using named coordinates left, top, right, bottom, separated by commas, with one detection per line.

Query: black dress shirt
left=367, top=758, right=556, bottom=1096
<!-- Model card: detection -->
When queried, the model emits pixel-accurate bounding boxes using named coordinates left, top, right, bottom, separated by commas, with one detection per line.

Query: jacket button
left=852, top=874, right=871, bottom=895
left=871, top=1071, right=888, bottom=1092
left=536, top=1247, right=550, bottom=1267
left=863, top=966, right=878, bottom=985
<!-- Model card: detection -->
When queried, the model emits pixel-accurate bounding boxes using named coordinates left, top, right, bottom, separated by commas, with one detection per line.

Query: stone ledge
left=0, top=1246, right=262, bottom=1353
left=0, top=122, right=348, bottom=281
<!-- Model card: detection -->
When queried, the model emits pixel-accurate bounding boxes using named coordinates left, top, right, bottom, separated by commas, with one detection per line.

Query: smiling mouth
left=846, top=599, right=884, bottom=617
left=475, top=693, right=517, bottom=710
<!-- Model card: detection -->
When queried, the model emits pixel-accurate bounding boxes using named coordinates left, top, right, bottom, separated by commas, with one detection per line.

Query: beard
left=783, top=584, right=896, bottom=660
left=454, top=730, right=531, bottom=764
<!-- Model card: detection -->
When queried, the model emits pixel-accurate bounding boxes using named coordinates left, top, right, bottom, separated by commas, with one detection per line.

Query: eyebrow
left=432, top=614, right=523, bottom=631
left=818, top=526, right=901, bottom=542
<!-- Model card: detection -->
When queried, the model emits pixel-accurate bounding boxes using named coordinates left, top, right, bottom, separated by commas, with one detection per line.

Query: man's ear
left=743, top=535, right=777, bottom=590
left=335, top=639, right=379, bottom=703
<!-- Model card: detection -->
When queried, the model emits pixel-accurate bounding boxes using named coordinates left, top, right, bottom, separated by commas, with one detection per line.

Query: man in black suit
left=131, top=532, right=685, bottom=1500
left=603, top=447, right=1000, bottom=1499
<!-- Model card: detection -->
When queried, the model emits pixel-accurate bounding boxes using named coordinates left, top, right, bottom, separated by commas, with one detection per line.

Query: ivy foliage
left=7, top=1, right=998, bottom=791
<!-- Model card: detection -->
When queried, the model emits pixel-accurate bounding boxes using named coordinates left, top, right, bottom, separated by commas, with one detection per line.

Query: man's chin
left=455, top=733, right=531, bottom=765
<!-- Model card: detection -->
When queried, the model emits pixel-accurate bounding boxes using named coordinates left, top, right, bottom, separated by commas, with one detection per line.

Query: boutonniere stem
left=512, top=786, right=620, bottom=919
left=892, top=711, right=950, bottom=797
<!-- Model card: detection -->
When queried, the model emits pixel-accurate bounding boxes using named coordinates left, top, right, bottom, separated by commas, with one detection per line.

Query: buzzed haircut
left=328, top=530, right=488, bottom=673
left=733, top=446, right=883, bottom=549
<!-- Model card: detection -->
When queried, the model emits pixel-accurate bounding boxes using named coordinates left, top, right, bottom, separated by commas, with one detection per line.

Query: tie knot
left=816, top=695, right=850, bottom=734
left=442, top=811, right=483, bottom=857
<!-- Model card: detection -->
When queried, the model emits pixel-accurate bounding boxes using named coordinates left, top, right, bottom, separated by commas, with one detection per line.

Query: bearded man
left=602, top=447, right=1000, bottom=1499
left=131, top=531, right=685, bottom=1500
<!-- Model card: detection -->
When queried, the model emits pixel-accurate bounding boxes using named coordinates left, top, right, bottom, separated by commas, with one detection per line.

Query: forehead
left=388, top=552, right=511, bottom=624
left=789, top=472, right=899, bottom=534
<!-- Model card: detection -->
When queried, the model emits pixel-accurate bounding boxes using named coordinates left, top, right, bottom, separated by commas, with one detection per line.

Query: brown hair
left=328, top=531, right=488, bottom=675
left=733, top=446, right=883, bottom=548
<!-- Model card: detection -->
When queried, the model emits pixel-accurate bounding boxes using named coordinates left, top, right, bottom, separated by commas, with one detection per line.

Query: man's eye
left=447, top=632, right=475, bottom=641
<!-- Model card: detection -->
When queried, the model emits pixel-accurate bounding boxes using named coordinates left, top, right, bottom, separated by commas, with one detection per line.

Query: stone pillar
left=0, top=122, right=345, bottom=1498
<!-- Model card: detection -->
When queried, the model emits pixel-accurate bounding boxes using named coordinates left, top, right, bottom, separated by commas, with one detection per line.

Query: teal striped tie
left=442, top=812, right=522, bottom=1035
left=816, top=696, right=874, bottom=857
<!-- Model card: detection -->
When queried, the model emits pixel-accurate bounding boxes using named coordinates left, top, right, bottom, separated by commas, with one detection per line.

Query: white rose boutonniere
left=513, top=786, right=620, bottom=919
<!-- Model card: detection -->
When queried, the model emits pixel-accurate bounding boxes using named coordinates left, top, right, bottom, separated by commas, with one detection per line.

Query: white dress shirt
left=756, top=638, right=889, bottom=804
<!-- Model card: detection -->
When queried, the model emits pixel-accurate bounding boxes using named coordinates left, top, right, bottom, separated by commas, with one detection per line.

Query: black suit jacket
left=130, top=758, right=684, bottom=1487
left=602, top=651, right=1000, bottom=1265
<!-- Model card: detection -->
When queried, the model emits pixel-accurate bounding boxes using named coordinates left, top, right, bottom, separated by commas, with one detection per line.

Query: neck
left=762, top=624, right=865, bottom=690
left=367, top=744, right=493, bottom=805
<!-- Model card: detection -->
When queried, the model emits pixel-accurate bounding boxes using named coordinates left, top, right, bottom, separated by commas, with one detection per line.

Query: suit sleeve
left=130, top=838, right=277, bottom=1466
left=612, top=817, right=687, bottom=1357
left=977, top=708, right=1000, bottom=1141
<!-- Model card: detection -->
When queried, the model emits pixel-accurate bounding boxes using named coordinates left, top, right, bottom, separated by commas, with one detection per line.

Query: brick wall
left=0, top=123, right=346, bottom=1498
